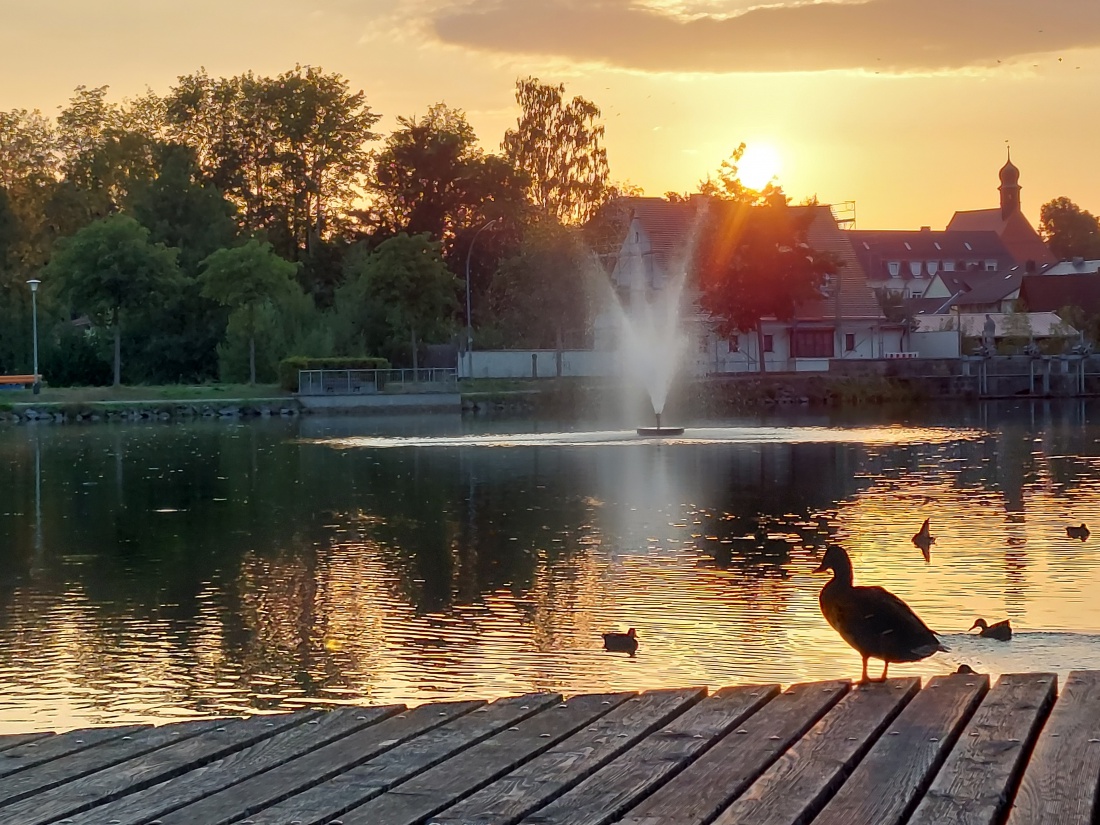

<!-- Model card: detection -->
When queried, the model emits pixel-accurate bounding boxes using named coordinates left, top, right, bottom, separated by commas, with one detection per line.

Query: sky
left=3, top=0, right=1100, bottom=229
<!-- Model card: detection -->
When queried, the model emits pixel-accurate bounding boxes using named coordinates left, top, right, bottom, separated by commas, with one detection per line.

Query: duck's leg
left=880, top=661, right=889, bottom=681
left=860, top=656, right=869, bottom=683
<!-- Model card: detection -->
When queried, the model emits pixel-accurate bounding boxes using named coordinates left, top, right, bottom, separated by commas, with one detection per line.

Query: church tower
left=999, top=149, right=1021, bottom=220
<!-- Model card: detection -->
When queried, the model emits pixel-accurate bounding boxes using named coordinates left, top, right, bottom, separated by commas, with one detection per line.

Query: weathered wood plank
left=0, top=724, right=150, bottom=778
left=812, top=673, right=989, bottom=825
left=909, top=673, right=1056, bottom=825
left=431, top=687, right=710, bottom=825
left=515, top=683, right=785, bottom=825
left=0, top=733, right=53, bottom=754
left=335, top=692, right=634, bottom=825
left=1006, top=670, right=1100, bottom=825
left=0, top=718, right=224, bottom=807
left=0, top=710, right=319, bottom=825
left=152, top=699, right=485, bottom=825
left=248, top=692, right=564, bottom=825
left=711, top=677, right=921, bottom=825
left=617, top=680, right=849, bottom=825
left=62, top=705, right=404, bottom=825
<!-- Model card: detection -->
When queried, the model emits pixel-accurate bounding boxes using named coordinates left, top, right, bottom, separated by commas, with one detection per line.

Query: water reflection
left=3, top=402, right=1100, bottom=732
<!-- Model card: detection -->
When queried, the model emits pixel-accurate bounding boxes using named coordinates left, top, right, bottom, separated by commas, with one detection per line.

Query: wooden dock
left=1, top=670, right=1098, bottom=825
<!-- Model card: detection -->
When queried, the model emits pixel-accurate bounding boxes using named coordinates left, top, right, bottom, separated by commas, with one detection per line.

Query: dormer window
left=964, top=242, right=973, bottom=251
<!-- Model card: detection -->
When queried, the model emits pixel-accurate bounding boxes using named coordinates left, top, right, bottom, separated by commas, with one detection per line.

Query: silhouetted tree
left=1040, top=196, right=1100, bottom=260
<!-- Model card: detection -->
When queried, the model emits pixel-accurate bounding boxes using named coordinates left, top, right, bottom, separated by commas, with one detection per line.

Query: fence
left=297, top=368, right=458, bottom=396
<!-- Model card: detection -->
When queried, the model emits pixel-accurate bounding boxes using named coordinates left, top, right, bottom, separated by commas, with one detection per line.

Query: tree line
left=0, top=70, right=626, bottom=385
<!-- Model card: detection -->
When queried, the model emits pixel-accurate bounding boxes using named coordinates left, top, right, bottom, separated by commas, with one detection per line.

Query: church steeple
left=999, top=148, right=1021, bottom=220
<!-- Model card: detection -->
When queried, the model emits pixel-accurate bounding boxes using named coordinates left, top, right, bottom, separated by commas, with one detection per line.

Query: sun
left=738, top=143, right=783, bottom=191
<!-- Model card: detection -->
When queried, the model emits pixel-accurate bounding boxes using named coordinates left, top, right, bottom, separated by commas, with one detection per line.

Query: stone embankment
left=0, top=401, right=302, bottom=424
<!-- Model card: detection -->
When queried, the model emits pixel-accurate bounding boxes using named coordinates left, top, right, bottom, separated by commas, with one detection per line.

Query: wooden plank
left=0, top=733, right=54, bottom=754
left=432, top=687, right=710, bottom=825
left=617, top=680, right=849, bottom=825
left=0, top=725, right=150, bottom=778
left=1006, top=670, right=1100, bottom=825
left=712, top=677, right=921, bottom=825
left=152, top=699, right=486, bottom=825
left=335, top=692, right=635, bottom=825
left=0, top=710, right=319, bottom=825
left=514, top=683, right=786, bottom=825
left=62, top=705, right=404, bottom=825
left=812, top=673, right=989, bottom=825
left=910, top=673, right=1056, bottom=825
left=247, top=692, right=565, bottom=825
left=0, top=718, right=224, bottom=807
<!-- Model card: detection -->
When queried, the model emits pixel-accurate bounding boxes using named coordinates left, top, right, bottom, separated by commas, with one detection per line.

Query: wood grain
left=0, top=724, right=149, bottom=778
left=1006, top=670, right=1100, bottom=825
left=517, top=683, right=783, bottom=825
left=712, top=677, right=920, bottom=825
left=812, top=673, right=989, bottom=825
left=431, top=687, right=709, bottom=825
left=618, top=680, right=850, bottom=825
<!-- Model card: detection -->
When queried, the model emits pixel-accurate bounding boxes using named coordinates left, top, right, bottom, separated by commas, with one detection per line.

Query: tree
left=489, top=221, right=594, bottom=365
left=166, top=66, right=380, bottom=260
left=0, top=108, right=59, bottom=280
left=502, top=78, right=610, bottom=225
left=336, top=233, right=457, bottom=370
left=698, top=143, right=784, bottom=206
left=696, top=200, right=837, bottom=373
left=46, top=214, right=182, bottom=385
left=1039, top=197, right=1100, bottom=260
left=199, top=239, right=300, bottom=384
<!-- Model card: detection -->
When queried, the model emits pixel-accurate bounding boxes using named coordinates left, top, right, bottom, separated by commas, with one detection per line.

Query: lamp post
left=464, top=218, right=498, bottom=378
left=27, top=279, right=40, bottom=394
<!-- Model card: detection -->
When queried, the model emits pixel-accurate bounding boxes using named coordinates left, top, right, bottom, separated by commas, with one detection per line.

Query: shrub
left=278, top=356, right=391, bottom=391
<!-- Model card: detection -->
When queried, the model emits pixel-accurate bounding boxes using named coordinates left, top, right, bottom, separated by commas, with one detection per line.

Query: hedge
left=279, top=356, right=391, bottom=391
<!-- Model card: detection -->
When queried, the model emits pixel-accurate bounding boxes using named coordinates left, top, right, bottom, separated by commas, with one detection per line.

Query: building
left=607, top=196, right=902, bottom=373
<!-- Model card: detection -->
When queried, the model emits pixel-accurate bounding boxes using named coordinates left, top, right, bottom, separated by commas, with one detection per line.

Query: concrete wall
left=298, top=394, right=461, bottom=411
left=911, top=330, right=961, bottom=358
left=465, top=350, right=618, bottom=379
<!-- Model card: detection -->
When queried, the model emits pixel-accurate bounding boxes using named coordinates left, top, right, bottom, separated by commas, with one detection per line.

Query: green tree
left=199, top=239, right=300, bottom=384
left=166, top=66, right=380, bottom=260
left=0, top=108, right=59, bottom=279
left=336, top=233, right=457, bottom=369
left=696, top=200, right=837, bottom=373
left=46, top=214, right=182, bottom=385
left=1039, top=197, right=1100, bottom=260
left=502, top=78, right=610, bottom=225
left=489, top=221, right=594, bottom=365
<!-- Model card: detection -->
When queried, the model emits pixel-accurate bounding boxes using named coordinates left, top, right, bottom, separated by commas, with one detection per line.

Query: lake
left=3, top=401, right=1100, bottom=733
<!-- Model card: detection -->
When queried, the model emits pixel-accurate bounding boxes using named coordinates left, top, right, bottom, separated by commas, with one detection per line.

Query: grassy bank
left=0, top=383, right=289, bottom=405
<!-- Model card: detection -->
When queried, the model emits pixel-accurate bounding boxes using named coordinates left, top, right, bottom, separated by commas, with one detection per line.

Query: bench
left=0, top=375, right=42, bottom=390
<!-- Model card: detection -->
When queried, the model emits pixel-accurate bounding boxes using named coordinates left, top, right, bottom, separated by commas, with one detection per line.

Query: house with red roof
left=606, top=196, right=903, bottom=373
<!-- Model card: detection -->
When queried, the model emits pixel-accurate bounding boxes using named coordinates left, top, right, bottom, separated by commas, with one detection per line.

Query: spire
left=999, top=147, right=1020, bottom=219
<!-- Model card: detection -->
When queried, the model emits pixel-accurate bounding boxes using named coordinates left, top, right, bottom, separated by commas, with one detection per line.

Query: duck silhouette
left=912, top=517, right=935, bottom=562
left=956, top=663, right=979, bottom=674
left=970, top=618, right=1012, bottom=641
left=815, top=545, right=946, bottom=682
left=602, top=628, right=638, bottom=656
left=1067, top=523, right=1090, bottom=541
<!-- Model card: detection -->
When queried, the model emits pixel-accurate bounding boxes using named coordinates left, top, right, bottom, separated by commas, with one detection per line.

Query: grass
left=0, top=383, right=290, bottom=404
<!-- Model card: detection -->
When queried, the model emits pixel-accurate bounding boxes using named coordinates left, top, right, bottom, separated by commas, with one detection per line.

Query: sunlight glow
left=738, top=143, right=783, bottom=191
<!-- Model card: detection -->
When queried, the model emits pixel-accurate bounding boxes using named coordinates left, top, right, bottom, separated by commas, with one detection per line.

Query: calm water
left=3, top=402, right=1100, bottom=733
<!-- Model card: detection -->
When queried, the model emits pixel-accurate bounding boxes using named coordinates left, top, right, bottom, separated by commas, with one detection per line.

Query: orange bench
left=0, top=375, right=41, bottom=387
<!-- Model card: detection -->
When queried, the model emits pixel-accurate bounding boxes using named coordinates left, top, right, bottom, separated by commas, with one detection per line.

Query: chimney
left=1025, top=260, right=1036, bottom=273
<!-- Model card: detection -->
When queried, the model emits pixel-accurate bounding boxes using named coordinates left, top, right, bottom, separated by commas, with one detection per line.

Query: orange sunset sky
left=4, top=0, right=1099, bottom=230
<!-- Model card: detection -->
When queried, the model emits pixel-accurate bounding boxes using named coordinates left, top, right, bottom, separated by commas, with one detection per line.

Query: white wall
left=911, top=330, right=961, bottom=358
left=465, top=350, right=618, bottom=379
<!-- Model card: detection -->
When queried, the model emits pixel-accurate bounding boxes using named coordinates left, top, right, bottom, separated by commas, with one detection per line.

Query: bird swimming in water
left=912, top=517, right=934, bottom=563
left=602, top=628, right=638, bottom=656
left=970, top=618, right=1012, bottom=641
left=1067, top=523, right=1090, bottom=541
left=815, top=544, right=946, bottom=682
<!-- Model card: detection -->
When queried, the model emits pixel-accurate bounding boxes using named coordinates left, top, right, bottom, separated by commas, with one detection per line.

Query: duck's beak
left=812, top=561, right=827, bottom=574
left=968, top=621, right=980, bottom=632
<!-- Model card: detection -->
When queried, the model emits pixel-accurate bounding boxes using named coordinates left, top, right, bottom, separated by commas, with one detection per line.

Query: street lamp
left=26, top=279, right=41, bottom=395
left=464, top=217, right=498, bottom=378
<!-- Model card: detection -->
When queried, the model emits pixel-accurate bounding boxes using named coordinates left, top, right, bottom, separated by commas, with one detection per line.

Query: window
left=729, top=335, right=739, bottom=353
left=845, top=333, right=856, bottom=352
left=763, top=334, right=774, bottom=353
left=791, top=329, right=834, bottom=358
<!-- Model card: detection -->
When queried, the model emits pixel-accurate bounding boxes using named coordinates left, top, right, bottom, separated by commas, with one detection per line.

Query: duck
left=911, top=517, right=935, bottom=563
left=602, top=628, right=638, bottom=656
left=814, top=544, right=946, bottom=682
left=956, top=664, right=979, bottom=675
left=1067, top=523, right=1090, bottom=541
left=970, top=618, right=1012, bottom=641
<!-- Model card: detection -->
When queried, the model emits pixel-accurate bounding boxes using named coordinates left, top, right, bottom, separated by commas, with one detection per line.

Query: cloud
left=432, top=0, right=1100, bottom=74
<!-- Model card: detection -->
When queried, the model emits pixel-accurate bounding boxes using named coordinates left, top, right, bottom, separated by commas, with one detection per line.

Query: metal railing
left=297, top=368, right=458, bottom=396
